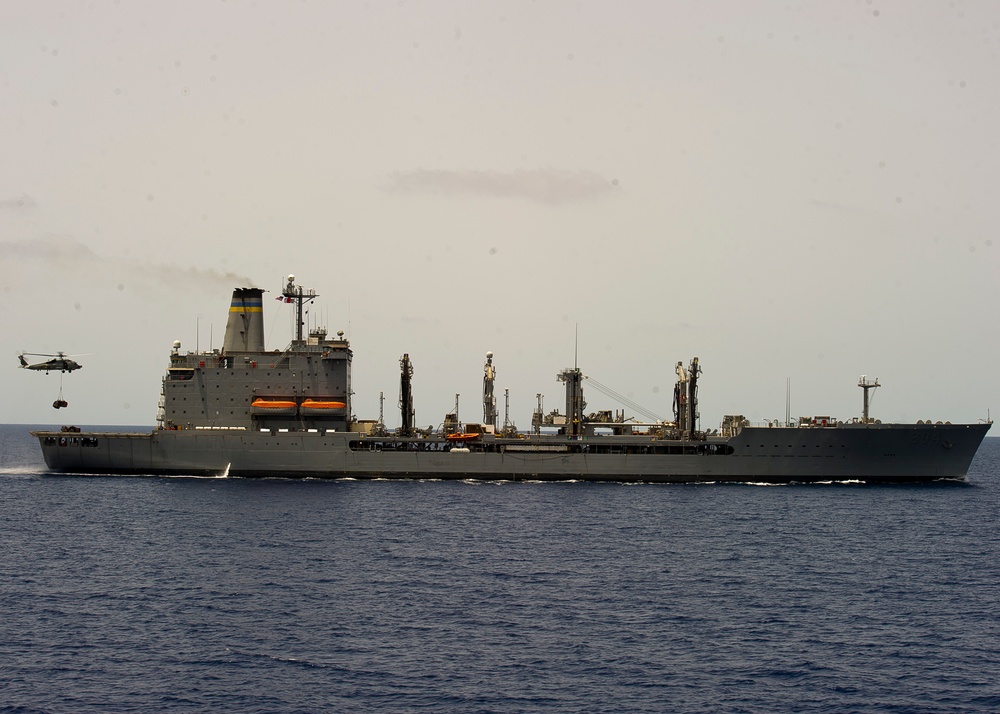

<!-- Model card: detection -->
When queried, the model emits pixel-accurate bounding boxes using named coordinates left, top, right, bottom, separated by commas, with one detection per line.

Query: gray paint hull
left=33, top=422, right=991, bottom=483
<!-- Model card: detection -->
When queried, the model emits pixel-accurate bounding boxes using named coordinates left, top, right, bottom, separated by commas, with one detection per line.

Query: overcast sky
left=2, top=0, right=997, bottom=429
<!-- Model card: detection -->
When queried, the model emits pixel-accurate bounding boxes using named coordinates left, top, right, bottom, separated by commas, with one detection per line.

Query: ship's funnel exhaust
left=222, top=288, right=265, bottom=352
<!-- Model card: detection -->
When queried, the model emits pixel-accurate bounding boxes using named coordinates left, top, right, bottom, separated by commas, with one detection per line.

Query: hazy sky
left=2, top=0, right=997, bottom=429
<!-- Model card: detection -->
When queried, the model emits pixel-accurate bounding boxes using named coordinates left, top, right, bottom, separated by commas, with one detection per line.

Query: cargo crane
left=673, top=358, right=700, bottom=438
left=483, top=351, right=497, bottom=430
left=399, top=353, right=414, bottom=436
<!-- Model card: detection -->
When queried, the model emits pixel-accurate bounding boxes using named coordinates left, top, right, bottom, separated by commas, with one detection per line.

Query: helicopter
left=18, top=352, right=84, bottom=373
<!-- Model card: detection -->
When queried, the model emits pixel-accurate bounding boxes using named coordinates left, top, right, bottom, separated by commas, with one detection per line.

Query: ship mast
left=858, top=375, right=879, bottom=424
left=281, top=274, right=318, bottom=344
left=558, top=326, right=586, bottom=438
left=503, top=388, right=513, bottom=436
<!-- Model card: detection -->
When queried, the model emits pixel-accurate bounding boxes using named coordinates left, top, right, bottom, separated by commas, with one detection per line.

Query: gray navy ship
left=34, top=276, right=991, bottom=483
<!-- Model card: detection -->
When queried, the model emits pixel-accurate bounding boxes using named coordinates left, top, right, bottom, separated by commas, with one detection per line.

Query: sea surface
left=1, top=424, right=998, bottom=713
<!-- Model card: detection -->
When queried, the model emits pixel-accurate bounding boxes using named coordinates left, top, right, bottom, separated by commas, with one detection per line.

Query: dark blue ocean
left=1, top=425, right=998, bottom=713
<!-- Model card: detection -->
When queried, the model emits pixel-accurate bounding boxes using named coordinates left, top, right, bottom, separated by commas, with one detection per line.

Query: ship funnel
left=222, top=287, right=265, bottom=352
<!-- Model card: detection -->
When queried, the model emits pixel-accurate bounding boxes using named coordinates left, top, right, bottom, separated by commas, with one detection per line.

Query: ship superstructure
left=33, top=277, right=991, bottom=483
left=159, top=278, right=353, bottom=434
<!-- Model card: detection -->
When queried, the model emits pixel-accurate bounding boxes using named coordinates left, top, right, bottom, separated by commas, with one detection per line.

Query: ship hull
left=32, top=422, right=991, bottom=484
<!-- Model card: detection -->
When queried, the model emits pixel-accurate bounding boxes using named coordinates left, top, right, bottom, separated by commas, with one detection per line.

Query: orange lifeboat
left=300, top=399, right=346, bottom=409
left=251, top=399, right=297, bottom=409
left=445, top=433, right=480, bottom=442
